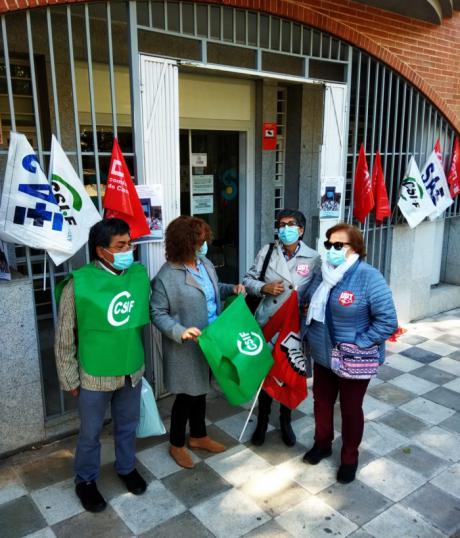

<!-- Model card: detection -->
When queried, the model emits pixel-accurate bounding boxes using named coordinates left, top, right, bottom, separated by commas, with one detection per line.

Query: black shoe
left=118, top=469, right=147, bottom=495
left=337, top=463, right=358, bottom=484
left=280, top=416, right=296, bottom=447
left=75, top=481, right=107, bottom=513
left=303, top=444, right=332, bottom=465
left=251, top=420, right=268, bottom=446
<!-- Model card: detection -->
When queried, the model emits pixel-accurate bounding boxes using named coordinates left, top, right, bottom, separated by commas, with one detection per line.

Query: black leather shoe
left=118, top=469, right=147, bottom=495
left=337, top=463, right=358, bottom=484
left=280, top=416, right=296, bottom=447
left=75, top=481, right=107, bottom=513
left=251, top=420, right=268, bottom=446
left=303, top=444, right=332, bottom=465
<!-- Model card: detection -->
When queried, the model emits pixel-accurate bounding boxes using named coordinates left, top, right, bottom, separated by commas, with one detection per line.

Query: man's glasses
left=278, top=221, right=298, bottom=228
left=107, top=243, right=137, bottom=253
left=324, top=240, right=349, bottom=251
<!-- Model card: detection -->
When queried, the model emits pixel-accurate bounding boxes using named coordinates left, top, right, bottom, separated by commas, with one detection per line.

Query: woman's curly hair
left=165, top=216, right=213, bottom=263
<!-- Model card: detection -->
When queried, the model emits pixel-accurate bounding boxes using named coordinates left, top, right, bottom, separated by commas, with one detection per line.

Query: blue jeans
left=74, top=377, right=141, bottom=484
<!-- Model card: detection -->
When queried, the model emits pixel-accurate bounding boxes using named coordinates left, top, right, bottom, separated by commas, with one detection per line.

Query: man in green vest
left=55, top=218, right=150, bottom=513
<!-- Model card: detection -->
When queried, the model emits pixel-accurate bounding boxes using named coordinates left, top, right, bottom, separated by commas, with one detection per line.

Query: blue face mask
left=107, top=249, right=134, bottom=271
left=327, top=247, right=347, bottom=267
left=278, top=225, right=300, bottom=246
left=196, top=241, right=208, bottom=259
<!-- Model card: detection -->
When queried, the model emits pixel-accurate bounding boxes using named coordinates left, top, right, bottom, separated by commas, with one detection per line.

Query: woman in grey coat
left=150, top=216, right=245, bottom=469
left=243, top=209, right=319, bottom=447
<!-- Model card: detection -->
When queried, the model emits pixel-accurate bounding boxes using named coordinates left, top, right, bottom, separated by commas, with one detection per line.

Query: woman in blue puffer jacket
left=300, top=223, right=397, bottom=484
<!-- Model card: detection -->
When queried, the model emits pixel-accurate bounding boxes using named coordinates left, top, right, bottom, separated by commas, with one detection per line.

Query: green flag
left=198, top=294, right=274, bottom=405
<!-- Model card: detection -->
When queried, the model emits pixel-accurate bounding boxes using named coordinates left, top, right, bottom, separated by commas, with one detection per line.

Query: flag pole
left=238, top=380, right=264, bottom=443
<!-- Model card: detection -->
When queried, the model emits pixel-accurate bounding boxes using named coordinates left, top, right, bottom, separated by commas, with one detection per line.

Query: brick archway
left=2, top=0, right=459, bottom=131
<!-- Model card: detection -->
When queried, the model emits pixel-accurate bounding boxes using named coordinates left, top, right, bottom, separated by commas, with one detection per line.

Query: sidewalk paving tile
left=245, top=430, right=305, bottom=466
left=376, top=409, right=428, bottom=436
left=277, top=456, right=337, bottom=495
left=362, top=504, right=445, bottom=538
left=31, top=479, right=84, bottom=526
left=443, top=377, right=460, bottom=393
left=0, top=495, right=47, bottom=538
left=368, top=382, right=413, bottom=406
left=136, top=442, right=201, bottom=479
left=23, top=529, right=56, bottom=538
left=190, top=488, right=271, bottom=538
left=439, top=412, right=460, bottom=434
left=139, top=511, right=215, bottom=538
left=415, top=340, right=458, bottom=357
left=383, top=354, right=423, bottom=372
left=357, top=457, right=427, bottom=501
left=361, top=422, right=408, bottom=456
left=243, top=519, right=294, bottom=537
left=402, top=483, right=460, bottom=536
left=411, top=365, right=456, bottom=385
left=431, top=357, right=460, bottom=376
left=413, top=426, right=460, bottom=462
left=423, top=386, right=460, bottom=411
left=110, top=480, right=186, bottom=535
left=399, top=396, right=455, bottom=424
left=400, top=346, right=441, bottom=364
left=388, top=372, right=438, bottom=395
left=430, top=463, right=460, bottom=499
left=275, top=496, right=358, bottom=537
left=318, top=480, right=392, bottom=526
left=388, top=444, right=447, bottom=479
left=15, top=450, right=74, bottom=492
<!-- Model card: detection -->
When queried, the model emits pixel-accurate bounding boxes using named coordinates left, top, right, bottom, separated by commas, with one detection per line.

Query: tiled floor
left=2, top=310, right=460, bottom=537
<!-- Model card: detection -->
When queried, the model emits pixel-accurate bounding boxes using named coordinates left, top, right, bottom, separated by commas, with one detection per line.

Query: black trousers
left=257, top=389, right=291, bottom=420
left=170, top=393, right=207, bottom=447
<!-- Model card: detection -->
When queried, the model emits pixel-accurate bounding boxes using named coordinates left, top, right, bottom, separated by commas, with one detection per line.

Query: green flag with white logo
left=198, top=294, right=274, bottom=405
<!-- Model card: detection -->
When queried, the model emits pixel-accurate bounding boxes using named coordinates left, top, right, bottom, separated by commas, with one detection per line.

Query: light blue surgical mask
left=327, top=247, right=347, bottom=267
left=105, top=248, right=134, bottom=271
left=196, top=241, right=208, bottom=259
left=278, top=225, right=300, bottom=245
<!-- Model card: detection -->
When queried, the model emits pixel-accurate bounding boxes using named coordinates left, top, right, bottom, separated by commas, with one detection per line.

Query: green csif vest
left=69, top=262, right=150, bottom=376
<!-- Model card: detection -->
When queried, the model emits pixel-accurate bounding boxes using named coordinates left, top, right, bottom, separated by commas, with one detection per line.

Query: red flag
left=103, top=139, right=150, bottom=239
left=353, top=144, right=374, bottom=224
left=372, top=151, right=391, bottom=224
left=262, top=291, right=307, bottom=409
left=447, top=137, right=460, bottom=199
left=434, top=138, right=443, bottom=163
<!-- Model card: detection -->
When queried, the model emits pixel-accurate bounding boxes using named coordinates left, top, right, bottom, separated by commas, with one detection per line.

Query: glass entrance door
left=180, top=130, right=240, bottom=283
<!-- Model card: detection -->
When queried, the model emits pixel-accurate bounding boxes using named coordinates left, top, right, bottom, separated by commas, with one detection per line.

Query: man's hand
left=261, top=281, right=285, bottom=296
left=181, top=327, right=202, bottom=342
left=233, top=284, right=246, bottom=295
left=69, top=387, right=80, bottom=397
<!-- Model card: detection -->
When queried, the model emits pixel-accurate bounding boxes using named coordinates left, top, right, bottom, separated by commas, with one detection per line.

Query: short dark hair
left=276, top=208, right=306, bottom=238
left=326, top=223, right=366, bottom=258
left=88, top=218, right=130, bottom=260
left=165, top=216, right=212, bottom=263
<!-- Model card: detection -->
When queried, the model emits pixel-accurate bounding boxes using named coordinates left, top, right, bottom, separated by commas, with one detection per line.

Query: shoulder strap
left=259, top=242, right=275, bottom=282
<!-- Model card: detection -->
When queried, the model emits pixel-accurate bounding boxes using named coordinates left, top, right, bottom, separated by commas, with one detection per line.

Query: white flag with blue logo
left=47, top=135, right=101, bottom=265
left=397, top=156, right=436, bottom=229
left=421, top=150, right=453, bottom=220
left=0, top=132, right=73, bottom=263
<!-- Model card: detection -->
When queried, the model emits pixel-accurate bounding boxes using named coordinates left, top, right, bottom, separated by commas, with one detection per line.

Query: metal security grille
left=346, top=49, right=458, bottom=278
left=0, top=1, right=458, bottom=418
left=274, top=87, right=287, bottom=223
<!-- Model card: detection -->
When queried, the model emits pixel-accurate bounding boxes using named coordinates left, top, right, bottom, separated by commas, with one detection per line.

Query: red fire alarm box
left=262, top=122, right=277, bottom=151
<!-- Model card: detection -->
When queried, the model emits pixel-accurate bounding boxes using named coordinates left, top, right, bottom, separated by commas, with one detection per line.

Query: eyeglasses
left=107, top=243, right=137, bottom=253
left=278, top=221, right=298, bottom=228
left=324, top=240, right=349, bottom=251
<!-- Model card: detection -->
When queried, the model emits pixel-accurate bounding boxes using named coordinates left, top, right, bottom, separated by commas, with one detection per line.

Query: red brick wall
left=2, top=0, right=459, bottom=132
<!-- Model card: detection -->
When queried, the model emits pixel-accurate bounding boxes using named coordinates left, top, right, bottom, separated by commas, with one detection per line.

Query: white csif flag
left=47, top=135, right=101, bottom=264
left=397, top=156, right=436, bottom=229
left=0, top=132, right=73, bottom=262
left=420, top=149, right=453, bottom=220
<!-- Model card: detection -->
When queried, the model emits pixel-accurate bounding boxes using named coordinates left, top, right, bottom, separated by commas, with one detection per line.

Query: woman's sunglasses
left=324, top=240, right=350, bottom=251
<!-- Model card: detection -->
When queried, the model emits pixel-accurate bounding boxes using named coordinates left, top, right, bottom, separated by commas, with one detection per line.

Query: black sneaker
left=337, top=463, right=358, bottom=484
left=75, top=481, right=107, bottom=513
left=118, top=469, right=147, bottom=495
left=302, top=444, right=332, bottom=465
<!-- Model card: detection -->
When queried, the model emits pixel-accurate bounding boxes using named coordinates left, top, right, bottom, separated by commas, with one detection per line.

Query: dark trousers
left=170, top=393, right=207, bottom=447
left=74, top=377, right=141, bottom=483
left=257, top=389, right=292, bottom=421
left=313, top=362, right=370, bottom=465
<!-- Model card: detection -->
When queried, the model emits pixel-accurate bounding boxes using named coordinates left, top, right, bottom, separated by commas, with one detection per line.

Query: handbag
left=136, top=377, right=166, bottom=438
left=245, top=242, right=275, bottom=314
left=326, top=303, right=379, bottom=380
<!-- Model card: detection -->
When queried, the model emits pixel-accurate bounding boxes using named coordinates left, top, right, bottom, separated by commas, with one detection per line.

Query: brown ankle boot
left=189, top=436, right=226, bottom=453
left=169, top=445, right=194, bottom=469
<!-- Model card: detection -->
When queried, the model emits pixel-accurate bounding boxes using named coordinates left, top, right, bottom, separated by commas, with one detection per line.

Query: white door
left=318, top=83, right=348, bottom=253
left=139, top=55, right=180, bottom=394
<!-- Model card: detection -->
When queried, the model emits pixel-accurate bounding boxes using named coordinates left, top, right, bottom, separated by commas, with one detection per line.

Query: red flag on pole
left=353, top=143, right=374, bottom=224
left=372, top=151, right=391, bottom=224
left=434, top=138, right=443, bottom=163
left=447, top=137, right=460, bottom=199
left=103, top=139, right=150, bottom=239
left=262, top=291, right=307, bottom=410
